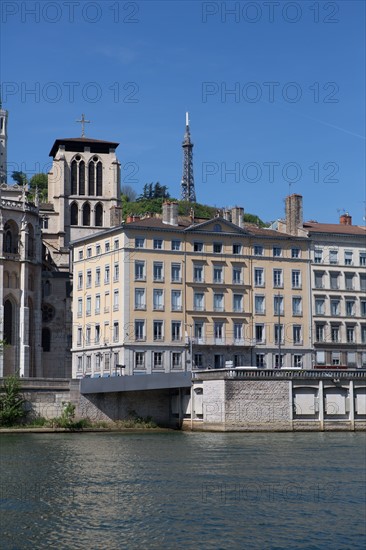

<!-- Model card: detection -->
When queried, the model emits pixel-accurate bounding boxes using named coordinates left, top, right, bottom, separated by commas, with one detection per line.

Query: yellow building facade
left=71, top=204, right=312, bottom=378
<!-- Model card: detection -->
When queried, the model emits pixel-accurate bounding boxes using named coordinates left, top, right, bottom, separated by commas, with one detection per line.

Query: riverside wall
left=1, top=371, right=365, bottom=431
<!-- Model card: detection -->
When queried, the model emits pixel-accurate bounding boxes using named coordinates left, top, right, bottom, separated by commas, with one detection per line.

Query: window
left=330, top=299, right=340, bottom=316
left=274, top=295, right=284, bottom=316
left=360, top=274, right=366, bottom=292
left=254, top=268, right=264, bottom=287
left=96, top=245, right=101, bottom=255
left=316, top=351, right=325, bottom=365
left=104, top=265, right=110, bottom=284
left=172, top=240, right=181, bottom=251
left=232, top=266, right=242, bottom=284
left=361, top=325, right=366, bottom=344
left=315, top=298, right=325, bottom=315
left=233, top=243, right=241, bottom=255
left=114, top=263, right=119, bottom=282
left=330, top=272, right=339, bottom=290
left=87, top=247, right=92, bottom=258
left=314, top=272, right=324, bottom=289
left=96, top=268, right=101, bottom=286
left=171, top=321, right=181, bottom=341
left=77, top=327, right=82, bottom=346
left=77, top=272, right=83, bottom=290
left=153, top=238, right=163, bottom=250
left=293, top=354, right=302, bottom=368
left=255, top=324, right=264, bottom=343
left=331, top=326, right=339, bottom=343
left=213, top=242, right=223, bottom=254
left=274, top=354, right=284, bottom=368
left=314, top=248, right=323, bottom=263
left=194, top=242, right=203, bottom=252
left=194, top=321, right=204, bottom=343
left=214, top=354, right=224, bottom=369
left=135, top=261, right=145, bottom=281
left=345, top=251, right=353, bottom=265
left=214, top=223, right=222, bottom=232
left=171, top=263, right=181, bottom=282
left=234, top=354, right=245, bottom=367
left=77, top=356, right=83, bottom=372
left=153, top=352, right=163, bottom=369
left=292, top=270, right=301, bottom=289
left=114, top=239, right=119, bottom=250
left=254, top=245, right=263, bottom=256
left=360, top=252, right=366, bottom=266
left=134, top=320, right=145, bottom=341
left=214, top=322, right=224, bottom=341
left=85, top=326, right=91, bottom=345
left=153, top=321, right=164, bottom=341
left=135, top=237, right=145, bottom=249
left=233, top=322, right=243, bottom=342
left=346, top=326, right=355, bottom=343
left=347, top=352, right=356, bottom=366
left=103, top=352, right=109, bottom=371
left=233, top=294, right=243, bottom=312
left=86, top=296, right=91, bottom=316
left=291, top=248, right=300, bottom=259
left=346, top=300, right=355, bottom=316
left=329, top=250, right=338, bottom=264
left=104, top=323, right=110, bottom=344
left=78, top=250, right=83, bottom=260
left=194, top=292, right=204, bottom=311
left=255, top=295, right=265, bottom=314
left=345, top=273, right=354, bottom=290
left=361, top=300, right=366, bottom=317
left=153, top=289, right=164, bottom=310
left=273, top=246, right=282, bottom=257
left=95, top=354, right=101, bottom=372
left=256, top=354, right=266, bottom=368
left=95, top=294, right=100, bottom=314
left=172, top=352, right=182, bottom=369
left=315, top=324, right=325, bottom=342
left=292, top=297, right=302, bottom=315
left=153, top=262, right=164, bottom=281
left=214, top=293, right=224, bottom=312
left=135, top=288, right=146, bottom=310
left=41, top=328, right=51, bottom=352
left=274, top=324, right=283, bottom=344
left=86, top=270, right=92, bottom=288
left=95, top=324, right=100, bottom=344
left=135, top=352, right=145, bottom=369
left=213, top=266, right=223, bottom=283
left=77, top=298, right=82, bottom=317
left=113, top=290, right=119, bottom=310
left=273, top=269, right=283, bottom=288
left=331, top=352, right=341, bottom=366
left=71, top=203, right=78, bottom=225
left=105, top=242, right=110, bottom=253
left=293, top=325, right=302, bottom=344
left=194, top=354, right=203, bottom=368
left=113, top=322, right=119, bottom=342
left=171, top=290, right=182, bottom=311
left=194, top=265, right=204, bottom=282
left=104, top=292, right=110, bottom=313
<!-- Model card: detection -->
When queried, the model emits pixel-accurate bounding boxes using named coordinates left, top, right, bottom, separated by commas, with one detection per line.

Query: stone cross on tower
left=76, top=114, right=90, bottom=137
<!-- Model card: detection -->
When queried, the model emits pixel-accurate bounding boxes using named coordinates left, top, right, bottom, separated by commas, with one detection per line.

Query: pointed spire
left=180, top=112, right=196, bottom=202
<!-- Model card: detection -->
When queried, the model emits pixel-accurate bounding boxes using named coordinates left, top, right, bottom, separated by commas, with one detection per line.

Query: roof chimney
left=170, top=202, right=179, bottom=226
left=231, top=206, right=244, bottom=228
left=285, top=194, right=303, bottom=235
left=340, top=213, right=352, bottom=225
left=162, top=201, right=170, bottom=224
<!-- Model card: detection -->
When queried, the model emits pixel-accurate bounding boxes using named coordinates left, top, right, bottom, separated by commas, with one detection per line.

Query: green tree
left=11, top=171, right=28, bottom=186
left=0, top=375, right=26, bottom=427
left=29, top=173, right=48, bottom=202
left=137, top=182, right=170, bottom=201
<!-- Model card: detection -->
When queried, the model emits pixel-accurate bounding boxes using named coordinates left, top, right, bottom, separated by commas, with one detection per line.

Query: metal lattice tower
left=180, top=112, right=196, bottom=202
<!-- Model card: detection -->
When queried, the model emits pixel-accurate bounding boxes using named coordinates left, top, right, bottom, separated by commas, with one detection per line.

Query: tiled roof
left=303, top=222, right=366, bottom=236
left=49, top=137, right=119, bottom=157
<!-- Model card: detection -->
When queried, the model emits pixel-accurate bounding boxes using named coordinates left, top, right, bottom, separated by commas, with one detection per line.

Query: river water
left=0, top=432, right=365, bottom=549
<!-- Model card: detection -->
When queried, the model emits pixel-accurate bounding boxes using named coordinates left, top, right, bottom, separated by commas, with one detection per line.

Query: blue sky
left=1, top=0, right=365, bottom=224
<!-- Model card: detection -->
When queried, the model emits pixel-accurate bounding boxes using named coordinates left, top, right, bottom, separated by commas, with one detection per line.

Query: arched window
left=79, top=161, right=85, bottom=195
left=70, top=202, right=78, bottom=225
left=27, top=224, right=35, bottom=259
left=214, top=224, right=222, bottom=232
left=96, top=161, right=103, bottom=195
left=3, top=221, right=19, bottom=254
left=88, top=161, right=95, bottom=196
left=95, top=203, right=103, bottom=227
left=82, top=203, right=91, bottom=226
left=4, top=299, right=13, bottom=345
left=43, top=280, right=51, bottom=297
left=42, top=328, right=51, bottom=352
left=71, top=160, right=78, bottom=195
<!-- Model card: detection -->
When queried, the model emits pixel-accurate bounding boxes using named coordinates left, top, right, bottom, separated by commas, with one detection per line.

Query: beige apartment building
left=71, top=203, right=312, bottom=378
